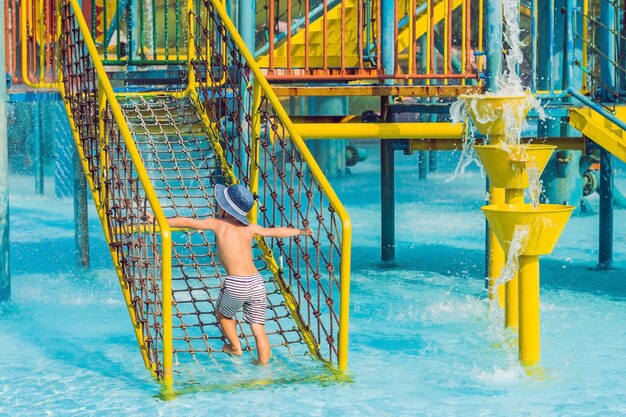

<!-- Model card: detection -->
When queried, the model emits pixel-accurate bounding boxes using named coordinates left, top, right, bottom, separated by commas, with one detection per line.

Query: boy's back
left=212, top=217, right=257, bottom=276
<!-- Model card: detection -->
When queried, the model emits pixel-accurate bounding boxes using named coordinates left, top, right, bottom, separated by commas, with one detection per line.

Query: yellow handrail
left=206, top=0, right=353, bottom=371
left=62, top=0, right=175, bottom=392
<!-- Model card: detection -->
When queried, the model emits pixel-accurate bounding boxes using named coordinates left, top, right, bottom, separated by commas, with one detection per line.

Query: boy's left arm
left=251, top=224, right=313, bottom=238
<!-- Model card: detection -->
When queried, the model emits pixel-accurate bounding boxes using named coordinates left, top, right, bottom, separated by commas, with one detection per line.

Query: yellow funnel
left=475, top=144, right=556, bottom=189
left=457, top=94, right=534, bottom=136
left=482, top=204, right=575, bottom=256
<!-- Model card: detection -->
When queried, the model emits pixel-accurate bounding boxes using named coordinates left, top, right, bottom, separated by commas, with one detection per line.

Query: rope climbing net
left=59, top=0, right=167, bottom=378
left=119, top=94, right=310, bottom=367
left=57, top=0, right=350, bottom=384
left=192, top=0, right=349, bottom=366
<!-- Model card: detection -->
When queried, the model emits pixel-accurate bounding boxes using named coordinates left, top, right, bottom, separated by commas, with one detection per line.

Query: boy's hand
left=299, top=227, right=313, bottom=237
left=145, top=212, right=155, bottom=223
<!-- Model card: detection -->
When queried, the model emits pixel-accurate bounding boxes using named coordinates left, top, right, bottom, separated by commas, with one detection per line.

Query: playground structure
left=2, top=0, right=626, bottom=391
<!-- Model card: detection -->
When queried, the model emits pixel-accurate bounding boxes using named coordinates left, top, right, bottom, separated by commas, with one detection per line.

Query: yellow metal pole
left=185, top=0, right=196, bottom=94
left=503, top=188, right=524, bottom=328
left=518, top=254, right=540, bottom=366
left=295, top=122, right=464, bottom=139
left=248, top=81, right=262, bottom=225
left=488, top=133, right=505, bottom=307
left=488, top=187, right=505, bottom=307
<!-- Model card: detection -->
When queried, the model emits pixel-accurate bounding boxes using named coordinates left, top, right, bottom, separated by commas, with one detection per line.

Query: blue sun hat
left=214, top=183, right=254, bottom=225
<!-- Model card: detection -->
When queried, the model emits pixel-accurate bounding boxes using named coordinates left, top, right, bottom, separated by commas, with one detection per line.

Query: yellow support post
left=488, top=187, right=505, bottom=307
left=518, top=254, right=540, bottom=366
left=248, top=81, right=262, bottom=225
left=185, top=0, right=196, bottom=94
left=503, top=188, right=524, bottom=328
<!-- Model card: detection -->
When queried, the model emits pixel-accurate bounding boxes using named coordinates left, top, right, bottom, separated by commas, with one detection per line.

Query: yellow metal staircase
left=569, top=107, right=626, bottom=162
left=52, top=0, right=352, bottom=392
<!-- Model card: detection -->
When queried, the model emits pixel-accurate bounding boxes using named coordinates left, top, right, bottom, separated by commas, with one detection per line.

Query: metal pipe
left=295, top=122, right=464, bottom=139
left=418, top=151, right=427, bottom=180
left=381, top=0, right=395, bottom=83
left=73, top=148, right=89, bottom=268
left=237, top=0, right=255, bottom=58
left=381, top=106, right=395, bottom=263
left=598, top=1, right=616, bottom=269
left=0, top=0, right=9, bottom=302
left=548, top=0, right=555, bottom=93
left=33, top=102, right=44, bottom=195
left=485, top=0, right=502, bottom=91
left=598, top=148, right=614, bottom=267
left=572, top=0, right=615, bottom=269
left=564, top=0, right=576, bottom=88
left=429, top=150, right=437, bottom=172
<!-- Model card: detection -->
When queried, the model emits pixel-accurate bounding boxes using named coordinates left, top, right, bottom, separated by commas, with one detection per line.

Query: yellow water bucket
left=475, top=144, right=556, bottom=189
left=457, top=94, right=534, bottom=137
left=482, top=204, right=575, bottom=256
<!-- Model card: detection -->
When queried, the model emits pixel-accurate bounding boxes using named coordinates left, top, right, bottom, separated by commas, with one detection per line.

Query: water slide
left=52, top=0, right=351, bottom=390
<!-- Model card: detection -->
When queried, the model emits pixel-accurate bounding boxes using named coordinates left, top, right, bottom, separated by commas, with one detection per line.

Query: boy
left=151, top=183, right=312, bottom=365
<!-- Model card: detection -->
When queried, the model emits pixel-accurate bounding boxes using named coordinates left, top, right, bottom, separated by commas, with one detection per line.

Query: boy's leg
left=216, top=311, right=243, bottom=356
left=250, top=323, right=270, bottom=365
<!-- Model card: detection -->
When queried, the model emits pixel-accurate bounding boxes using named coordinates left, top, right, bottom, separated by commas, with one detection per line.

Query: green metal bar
left=176, top=0, right=180, bottom=58
left=0, top=0, right=10, bottom=302
left=33, top=102, right=44, bottom=195
left=165, top=0, right=169, bottom=61
left=152, top=0, right=157, bottom=61
left=139, top=0, right=145, bottom=57
left=129, top=0, right=135, bottom=60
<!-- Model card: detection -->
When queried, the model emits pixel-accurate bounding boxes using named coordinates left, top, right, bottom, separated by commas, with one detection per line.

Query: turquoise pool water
left=2, top=146, right=626, bottom=416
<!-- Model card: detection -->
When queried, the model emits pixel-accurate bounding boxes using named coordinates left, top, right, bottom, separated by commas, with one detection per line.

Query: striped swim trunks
left=216, top=274, right=267, bottom=324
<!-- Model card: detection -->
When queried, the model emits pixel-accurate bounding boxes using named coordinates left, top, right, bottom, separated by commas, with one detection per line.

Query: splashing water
left=498, top=0, right=524, bottom=94
left=491, top=225, right=530, bottom=311
left=527, top=166, right=544, bottom=208
left=447, top=119, right=483, bottom=181
left=449, top=0, right=548, bottom=171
